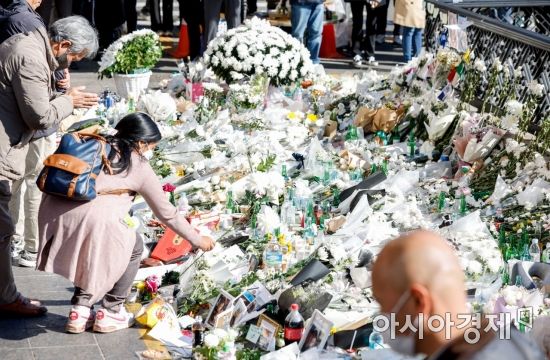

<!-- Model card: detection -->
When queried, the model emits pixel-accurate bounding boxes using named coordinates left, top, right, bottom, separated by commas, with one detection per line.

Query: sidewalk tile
left=28, top=328, right=96, bottom=348
left=94, top=328, right=147, bottom=359
left=0, top=327, right=30, bottom=349
left=0, top=348, right=34, bottom=360
left=32, top=345, right=103, bottom=360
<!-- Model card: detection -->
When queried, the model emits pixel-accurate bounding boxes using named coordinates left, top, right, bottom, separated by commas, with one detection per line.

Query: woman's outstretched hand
left=198, top=235, right=215, bottom=251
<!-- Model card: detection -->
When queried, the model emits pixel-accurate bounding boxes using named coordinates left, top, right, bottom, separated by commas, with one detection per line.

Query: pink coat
left=37, top=152, right=202, bottom=303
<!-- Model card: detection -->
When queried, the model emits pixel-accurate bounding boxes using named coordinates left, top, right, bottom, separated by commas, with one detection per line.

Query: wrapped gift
left=354, top=106, right=405, bottom=134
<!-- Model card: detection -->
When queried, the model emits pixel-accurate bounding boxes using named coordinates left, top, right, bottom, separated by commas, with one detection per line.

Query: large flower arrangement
left=203, top=17, right=314, bottom=86
left=98, top=29, right=162, bottom=78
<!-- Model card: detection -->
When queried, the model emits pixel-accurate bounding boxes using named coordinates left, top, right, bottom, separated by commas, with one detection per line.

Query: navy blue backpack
left=37, top=133, right=113, bottom=201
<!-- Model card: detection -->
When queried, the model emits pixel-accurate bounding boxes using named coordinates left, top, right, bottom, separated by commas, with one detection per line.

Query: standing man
left=394, top=0, right=425, bottom=62
left=125, top=0, right=138, bottom=33
left=0, top=0, right=44, bottom=43
left=0, top=16, right=99, bottom=317
left=150, top=0, right=173, bottom=35
left=204, top=0, right=240, bottom=46
left=290, top=0, right=323, bottom=64
left=179, top=0, right=203, bottom=60
left=36, top=0, right=72, bottom=26
left=0, top=0, right=70, bottom=268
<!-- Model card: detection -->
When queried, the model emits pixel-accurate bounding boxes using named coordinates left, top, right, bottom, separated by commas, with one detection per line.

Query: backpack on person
left=37, top=132, right=113, bottom=201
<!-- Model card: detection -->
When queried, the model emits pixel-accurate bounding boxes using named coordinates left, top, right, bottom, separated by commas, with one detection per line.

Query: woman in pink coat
left=37, top=113, right=215, bottom=334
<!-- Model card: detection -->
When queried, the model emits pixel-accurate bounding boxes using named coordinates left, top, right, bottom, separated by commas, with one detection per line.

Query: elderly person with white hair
left=0, top=15, right=99, bottom=317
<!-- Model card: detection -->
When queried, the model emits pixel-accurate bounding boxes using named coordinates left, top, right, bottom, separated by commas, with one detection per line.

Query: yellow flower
left=135, top=281, right=146, bottom=291
left=463, top=49, right=471, bottom=64
left=287, top=112, right=297, bottom=120
left=306, top=113, right=318, bottom=123
left=176, top=166, right=185, bottom=177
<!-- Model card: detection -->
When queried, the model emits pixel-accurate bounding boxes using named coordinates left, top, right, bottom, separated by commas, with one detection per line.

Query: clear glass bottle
left=543, top=243, right=550, bottom=264
left=280, top=188, right=296, bottom=227
left=529, top=239, right=541, bottom=263
left=226, top=190, right=235, bottom=214
left=520, top=243, right=531, bottom=261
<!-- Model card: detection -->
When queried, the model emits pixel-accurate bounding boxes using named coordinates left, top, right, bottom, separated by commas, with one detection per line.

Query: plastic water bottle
left=264, top=238, right=283, bottom=271
left=369, top=330, right=384, bottom=349
left=529, top=239, right=541, bottom=262
left=542, top=243, right=550, bottom=264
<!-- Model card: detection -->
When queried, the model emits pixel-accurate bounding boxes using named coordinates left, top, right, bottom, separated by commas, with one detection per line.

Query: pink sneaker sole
left=66, top=319, right=94, bottom=334
left=93, top=321, right=135, bottom=333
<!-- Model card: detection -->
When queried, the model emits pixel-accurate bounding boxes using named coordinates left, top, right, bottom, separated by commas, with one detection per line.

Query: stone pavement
left=0, top=265, right=163, bottom=360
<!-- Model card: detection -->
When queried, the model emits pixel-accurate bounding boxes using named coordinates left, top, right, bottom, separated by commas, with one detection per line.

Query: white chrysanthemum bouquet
left=203, top=17, right=314, bottom=86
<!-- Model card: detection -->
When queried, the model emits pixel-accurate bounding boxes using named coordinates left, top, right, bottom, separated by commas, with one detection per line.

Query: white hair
left=49, top=16, right=99, bottom=58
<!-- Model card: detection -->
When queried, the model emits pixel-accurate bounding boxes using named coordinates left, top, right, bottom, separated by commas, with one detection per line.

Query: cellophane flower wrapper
left=516, top=179, right=550, bottom=209
left=375, top=169, right=420, bottom=196
left=457, top=127, right=504, bottom=163
left=138, top=91, right=178, bottom=122
left=425, top=113, right=456, bottom=142
left=486, top=175, right=513, bottom=205
left=484, top=286, right=544, bottom=325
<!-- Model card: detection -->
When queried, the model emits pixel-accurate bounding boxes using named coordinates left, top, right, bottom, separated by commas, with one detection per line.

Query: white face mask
left=142, top=149, right=154, bottom=161
left=380, top=291, right=418, bottom=357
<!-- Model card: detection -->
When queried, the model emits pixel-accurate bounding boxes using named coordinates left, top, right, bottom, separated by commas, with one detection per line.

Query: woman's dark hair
left=105, top=112, right=162, bottom=174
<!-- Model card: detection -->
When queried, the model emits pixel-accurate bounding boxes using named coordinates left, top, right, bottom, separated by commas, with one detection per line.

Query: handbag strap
left=97, top=189, right=137, bottom=196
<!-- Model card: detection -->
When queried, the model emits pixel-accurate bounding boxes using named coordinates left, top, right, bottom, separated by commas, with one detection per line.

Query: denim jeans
left=402, top=26, right=423, bottom=62
left=291, top=3, right=324, bottom=64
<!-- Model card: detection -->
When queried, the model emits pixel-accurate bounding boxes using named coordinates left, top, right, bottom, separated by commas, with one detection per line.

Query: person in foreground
left=37, top=113, right=216, bottom=334
left=372, top=230, right=543, bottom=359
left=0, top=15, right=99, bottom=318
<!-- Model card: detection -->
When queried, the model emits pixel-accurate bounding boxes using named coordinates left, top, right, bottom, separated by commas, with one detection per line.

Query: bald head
left=373, top=230, right=467, bottom=316
left=372, top=230, right=469, bottom=356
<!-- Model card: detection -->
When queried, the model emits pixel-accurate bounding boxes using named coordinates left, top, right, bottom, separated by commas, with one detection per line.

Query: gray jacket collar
left=35, top=26, right=60, bottom=72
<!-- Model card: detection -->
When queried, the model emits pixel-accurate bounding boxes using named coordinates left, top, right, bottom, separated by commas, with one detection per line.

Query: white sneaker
left=66, top=306, right=95, bottom=334
left=368, top=56, right=376, bottom=63
left=93, top=306, right=135, bottom=333
left=376, top=34, right=385, bottom=44
left=353, top=54, right=363, bottom=68
left=18, top=250, right=37, bottom=268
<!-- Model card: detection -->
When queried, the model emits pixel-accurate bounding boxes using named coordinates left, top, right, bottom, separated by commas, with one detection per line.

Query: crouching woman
left=37, top=112, right=215, bottom=333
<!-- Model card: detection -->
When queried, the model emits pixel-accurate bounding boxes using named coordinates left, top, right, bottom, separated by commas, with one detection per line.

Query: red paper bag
left=150, top=228, right=193, bottom=262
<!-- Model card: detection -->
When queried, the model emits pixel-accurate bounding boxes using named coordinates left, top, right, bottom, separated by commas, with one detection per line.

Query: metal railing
left=425, top=0, right=550, bottom=126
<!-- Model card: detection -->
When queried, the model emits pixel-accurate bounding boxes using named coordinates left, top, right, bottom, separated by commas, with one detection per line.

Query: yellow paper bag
left=136, top=297, right=169, bottom=329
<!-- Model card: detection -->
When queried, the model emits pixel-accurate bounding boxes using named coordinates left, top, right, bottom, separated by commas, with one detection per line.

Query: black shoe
left=337, top=46, right=356, bottom=58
